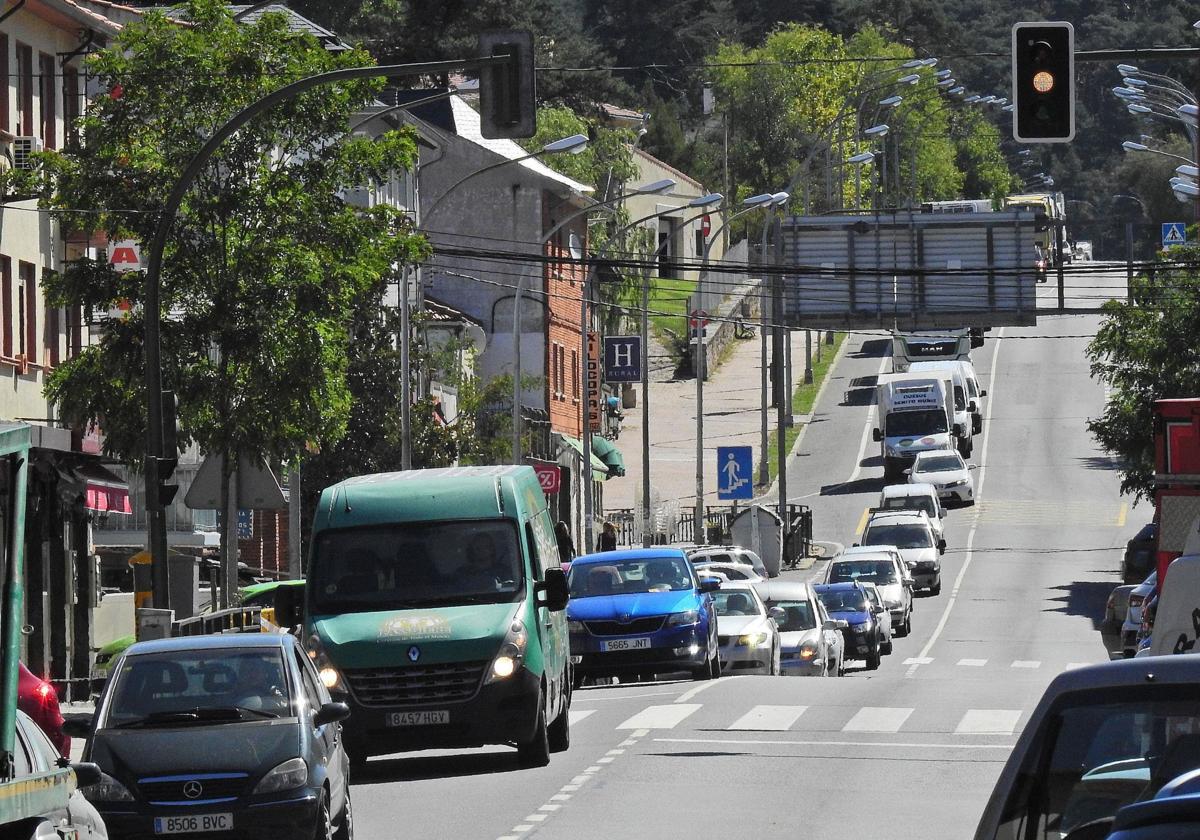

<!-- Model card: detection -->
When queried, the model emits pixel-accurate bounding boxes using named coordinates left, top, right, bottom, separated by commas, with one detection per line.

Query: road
left=351, top=263, right=1141, bottom=840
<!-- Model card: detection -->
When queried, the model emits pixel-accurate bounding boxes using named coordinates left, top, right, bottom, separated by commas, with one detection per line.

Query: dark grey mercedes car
left=65, top=633, right=352, bottom=840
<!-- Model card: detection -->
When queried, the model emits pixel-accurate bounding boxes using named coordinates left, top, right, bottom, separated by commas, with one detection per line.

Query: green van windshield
left=310, top=520, right=524, bottom=613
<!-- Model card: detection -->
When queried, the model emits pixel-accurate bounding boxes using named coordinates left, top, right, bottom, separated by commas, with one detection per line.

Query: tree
left=1087, top=243, right=1200, bottom=502
left=34, top=0, right=427, bottom=560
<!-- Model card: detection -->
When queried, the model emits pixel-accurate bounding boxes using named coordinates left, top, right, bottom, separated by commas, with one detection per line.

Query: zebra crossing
left=901, top=656, right=1095, bottom=670
left=570, top=701, right=1028, bottom=737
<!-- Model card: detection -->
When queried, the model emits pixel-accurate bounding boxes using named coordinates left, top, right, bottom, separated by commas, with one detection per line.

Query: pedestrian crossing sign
left=1162, top=222, right=1187, bottom=248
left=717, top=446, right=753, bottom=500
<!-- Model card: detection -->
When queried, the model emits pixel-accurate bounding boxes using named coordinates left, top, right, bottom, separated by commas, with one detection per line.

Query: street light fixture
left=1173, top=181, right=1200, bottom=197
left=949, top=86, right=965, bottom=95
left=897, top=73, right=922, bottom=85
left=879, top=95, right=903, bottom=108
left=864, top=123, right=890, bottom=137
left=936, top=78, right=956, bottom=88
left=964, top=95, right=981, bottom=104
left=935, top=69, right=952, bottom=79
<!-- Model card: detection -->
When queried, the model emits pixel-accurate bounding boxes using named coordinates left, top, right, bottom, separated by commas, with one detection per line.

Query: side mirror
left=538, top=568, right=570, bottom=612
left=821, top=619, right=837, bottom=631
left=967, top=401, right=977, bottom=414
left=980, top=389, right=988, bottom=397
left=937, top=539, right=947, bottom=554
left=62, top=715, right=93, bottom=739
left=273, top=583, right=306, bottom=629
left=70, top=762, right=103, bottom=787
left=968, top=464, right=978, bottom=471
left=835, top=620, right=849, bottom=630
left=872, top=428, right=882, bottom=442
left=903, top=468, right=912, bottom=476
left=313, top=701, right=351, bottom=728
left=872, top=605, right=885, bottom=615
left=699, top=577, right=722, bottom=593
left=903, top=579, right=914, bottom=588
left=953, top=423, right=965, bottom=438
left=768, top=606, right=786, bottom=624
left=851, top=543, right=860, bottom=548
left=970, top=336, right=985, bottom=349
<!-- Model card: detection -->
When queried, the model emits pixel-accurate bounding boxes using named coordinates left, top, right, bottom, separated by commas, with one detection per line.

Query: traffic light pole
left=139, top=54, right=517, bottom=607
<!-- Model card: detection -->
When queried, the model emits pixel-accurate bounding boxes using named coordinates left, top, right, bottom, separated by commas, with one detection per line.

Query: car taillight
left=1129, top=594, right=1145, bottom=609
left=36, top=683, right=54, bottom=704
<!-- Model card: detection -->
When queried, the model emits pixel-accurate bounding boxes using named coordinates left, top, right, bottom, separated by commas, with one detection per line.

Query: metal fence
left=604, top=502, right=813, bottom=559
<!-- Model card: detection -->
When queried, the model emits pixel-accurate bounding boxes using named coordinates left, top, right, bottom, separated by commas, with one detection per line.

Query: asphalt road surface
left=351, top=263, right=1141, bottom=840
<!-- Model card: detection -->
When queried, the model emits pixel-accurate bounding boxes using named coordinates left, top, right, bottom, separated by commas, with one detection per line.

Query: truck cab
left=873, top=375, right=958, bottom=481
left=890, top=330, right=972, bottom=374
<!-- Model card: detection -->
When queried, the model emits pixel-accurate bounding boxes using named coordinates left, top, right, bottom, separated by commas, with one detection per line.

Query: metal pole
left=773, top=214, right=788, bottom=530
left=400, top=267, right=413, bottom=470
left=758, top=221, right=771, bottom=487
left=1056, top=222, right=1067, bottom=312
left=582, top=279, right=594, bottom=551
left=512, top=269, right=525, bottom=465
left=805, top=329, right=814, bottom=384
left=641, top=266, right=652, bottom=547
left=1, top=445, right=29, bottom=766
left=1126, top=221, right=1135, bottom=294
left=287, top=462, right=301, bottom=578
left=695, top=291, right=706, bottom=540
left=221, top=465, right=238, bottom=609
left=784, top=327, right=793, bottom=424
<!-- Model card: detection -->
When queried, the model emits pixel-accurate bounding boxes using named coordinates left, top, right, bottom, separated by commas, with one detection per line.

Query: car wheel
left=548, top=693, right=570, bottom=753
left=333, top=787, right=354, bottom=840
left=866, top=644, right=881, bottom=671
left=695, top=647, right=718, bottom=680
left=882, top=637, right=893, bottom=655
left=771, top=645, right=781, bottom=676
left=314, top=790, right=334, bottom=840
left=517, top=691, right=551, bottom=768
left=904, top=613, right=912, bottom=636
left=931, top=580, right=942, bottom=596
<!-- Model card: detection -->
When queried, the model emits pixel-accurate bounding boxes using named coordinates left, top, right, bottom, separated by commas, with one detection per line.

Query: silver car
left=713, top=584, right=782, bottom=676
left=754, top=580, right=846, bottom=676
left=826, top=549, right=914, bottom=636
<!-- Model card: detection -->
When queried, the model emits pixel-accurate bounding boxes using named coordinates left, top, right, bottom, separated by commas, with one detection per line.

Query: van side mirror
left=980, top=389, right=988, bottom=397
left=971, top=335, right=985, bottom=348
left=937, top=539, right=947, bottom=554
left=835, top=619, right=849, bottom=629
left=538, top=568, right=570, bottom=611
left=768, top=606, right=786, bottom=624
left=62, top=715, right=93, bottom=739
left=872, top=429, right=883, bottom=442
left=968, top=401, right=977, bottom=414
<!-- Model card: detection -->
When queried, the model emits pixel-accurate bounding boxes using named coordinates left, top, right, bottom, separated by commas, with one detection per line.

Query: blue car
left=567, top=548, right=721, bottom=683
left=65, top=633, right=353, bottom=840
left=814, top=582, right=886, bottom=671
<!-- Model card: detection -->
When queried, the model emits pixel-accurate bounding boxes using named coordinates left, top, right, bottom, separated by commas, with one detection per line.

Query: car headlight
left=253, top=758, right=308, bottom=794
left=886, top=445, right=901, bottom=457
left=797, top=641, right=820, bottom=661
left=944, top=479, right=967, bottom=488
left=738, top=631, right=770, bottom=648
left=666, top=610, right=700, bottom=628
left=885, top=599, right=902, bottom=610
left=305, top=633, right=344, bottom=691
left=485, top=620, right=528, bottom=684
left=852, top=622, right=872, bottom=634
left=82, top=772, right=134, bottom=803
left=567, top=620, right=585, bottom=634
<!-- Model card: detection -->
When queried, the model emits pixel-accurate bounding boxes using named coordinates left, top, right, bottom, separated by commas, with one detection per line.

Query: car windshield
left=863, top=523, right=933, bottom=549
left=104, top=649, right=291, bottom=728
left=569, top=557, right=695, bottom=597
left=996, top=688, right=1200, bottom=838
left=770, top=600, right=817, bottom=631
left=886, top=409, right=948, bottom=437
left=882, top=496, right=937, bottom=518
left=918, top=455, right=963, bottom=472
left=310, top=520, right=524, bottom=613
left=712, top=590, right=764, bottom=617
left=817, top=589, right=868, bottom=612
left=830, top=561, right=898, bottom=585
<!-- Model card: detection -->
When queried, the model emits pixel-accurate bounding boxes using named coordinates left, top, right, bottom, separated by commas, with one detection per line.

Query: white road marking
left=902, top=657, right=933, bottom=665
left=957, top=658, right=988, bottom=667
left=728, top=705, right=808, bottom=731
left=1011, top=660, right=1041, bottom=669
left=955, top=709, right=1022, bottom=735
left=569, top=775, right=591, bottom=785
left=596, top=756, right=615, bottom=764
left=655, top=737, right=1014, bottom=750
left=675, top=677, right=736, bottom=704
left=572, top=691, right=677, bottom=703
left=1065, top=662, right=1091, bottom=670
left=568, top=709, right=596, bottom=725
left=617, top=703, right=702, bottom=730
left=845, top=353, right=891, bottom=485
left=550, top=794, right=571, bottom=802
left=842, top=707, right=914, bottom=733
left=539, top=804, right=561, bottom=812
left=525, top=814, right=547, bottom=822
left=906, top=328, right=1004, bottom=678
left=584, top=765, right=602, bottom=773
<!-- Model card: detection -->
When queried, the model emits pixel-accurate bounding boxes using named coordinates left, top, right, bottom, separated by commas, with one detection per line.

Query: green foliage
left=1087, top=246, right=1200, bottom=501
left=521, top=106, right=638, bottom=193
left=38, top=0, right=429, bottom=468
left=951, top=108, right=1020, bottom=202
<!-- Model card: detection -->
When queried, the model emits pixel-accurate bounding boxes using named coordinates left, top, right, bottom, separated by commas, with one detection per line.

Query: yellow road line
left=1116, top=502, right=1127, bottom=528
left=855, top=507, right=870, bottom=537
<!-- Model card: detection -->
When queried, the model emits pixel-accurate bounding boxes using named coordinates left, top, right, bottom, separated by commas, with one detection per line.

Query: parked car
left=567, top=548, right=721, bottom=683
left=859, top=510, right=945, bottom=594
left=13, top=709, right=106, bottom=839
left=908, top=449, right=975, bottom=505
left=693, top=561, right=763, bottom=583
left=686, top=546, right=769, bottom=579
left=755, top=580, right=845, bottom=676
left=1105, top=583, right=1138, bottom=632
left=878, top=483, right=946, bottom=542
left=19, top=661, right=70, bottom=756
left=814, top=582, right=887, bottom=670
left=712, top=584, right=782, bottom=676
left=825, top=549, right=913, bottom=636
left=1123, top=522, right=1158, bottom=583
left=862, top=582, right=894, bottom=654
left=1122, top=571, right=1157, bottom=657
left=67, top=633, right=353, bottom=840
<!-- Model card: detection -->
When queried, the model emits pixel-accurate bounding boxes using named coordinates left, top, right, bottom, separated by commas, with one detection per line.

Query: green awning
left=590, top=436, right=626, bottom=478
left=558, top=435, right=609, bottom=481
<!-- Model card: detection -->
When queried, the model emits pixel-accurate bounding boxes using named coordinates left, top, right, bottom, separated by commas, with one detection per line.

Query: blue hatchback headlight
left=666, top=610, right=700, bottom=628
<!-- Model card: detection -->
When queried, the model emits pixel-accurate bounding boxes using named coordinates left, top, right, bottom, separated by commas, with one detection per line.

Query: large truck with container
left=1003, top=191, right=1067, bottom=267
left=891, top=329, right=973, bottom=374
left=873, top=376, right=958, bottom=481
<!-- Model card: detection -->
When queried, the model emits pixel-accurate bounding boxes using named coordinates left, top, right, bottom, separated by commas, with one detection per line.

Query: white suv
left=878, top=483, right=946, bottom=542
left=859, top=510, right=945, bottom=594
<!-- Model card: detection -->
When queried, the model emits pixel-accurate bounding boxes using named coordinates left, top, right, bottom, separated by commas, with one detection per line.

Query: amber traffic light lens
left=1032, top=70, right=1054, bottom=93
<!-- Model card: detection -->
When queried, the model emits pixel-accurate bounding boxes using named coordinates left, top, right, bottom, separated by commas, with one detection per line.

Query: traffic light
left=1012, top=22, right=1074, bottom=143
left=478, top=30, right=536, bottom=139
left=146, top=391, right=179, bottom=510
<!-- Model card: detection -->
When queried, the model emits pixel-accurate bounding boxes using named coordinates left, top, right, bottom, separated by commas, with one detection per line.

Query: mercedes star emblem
left=182, top=780, right=204, bottom=799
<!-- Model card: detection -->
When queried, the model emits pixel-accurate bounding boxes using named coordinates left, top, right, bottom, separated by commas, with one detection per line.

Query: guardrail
left=604, top=503, right=813, bottom=559
left=173, top=606, right=263, bottom=637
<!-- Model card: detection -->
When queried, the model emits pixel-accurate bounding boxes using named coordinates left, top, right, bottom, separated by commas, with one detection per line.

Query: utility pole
left=773, top=213, right=788, bottom=538
left=400, top=266, right=413, bottom=470
left=641, top=263, right=652, bottom=547
left=758, top=221, right=771, bottom=487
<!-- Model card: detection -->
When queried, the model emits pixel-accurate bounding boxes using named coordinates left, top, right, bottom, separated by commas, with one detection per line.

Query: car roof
left=866, top=510, right=929, bottom=525
left=881, top=483, right=938, bottom=497
left=814, top=582, right=867, bottom=592
left=842, top=545, right=900, bottom=557
left=716, top=581, right=757, bottom=592
left=125, top=633, right=295, bottom=657
left=695, top=560, right=755, bottom=568
left=752, top=581, right=814, bottom=600
left=573, top=547, right=687, bottom=566
left=913, top=449, right=961, bottom=462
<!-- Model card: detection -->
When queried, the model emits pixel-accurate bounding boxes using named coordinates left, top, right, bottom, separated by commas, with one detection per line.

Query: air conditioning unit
left=12, top=137, right=43, bottom=170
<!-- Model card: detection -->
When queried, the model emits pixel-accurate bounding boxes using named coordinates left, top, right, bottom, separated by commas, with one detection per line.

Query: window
left=571, top=350, right=579, bottom=399
left=0, top=36, right=8, bottom=134
left=16, top=43, right=32, bottom=137
left=63, top=66, right=79, bottom=147
left=17, top=262, right=35, bottom=362
left=0, top=257, right=10, bottom=358
left=658, top=217, right=678, bottom=277
left=549, top=342, right=558, bottom=398
left=695, top=228, right=705, bottom=257
left=556, top=345, right=566, bottom=398
left=38, top=53, right=55, bottom=149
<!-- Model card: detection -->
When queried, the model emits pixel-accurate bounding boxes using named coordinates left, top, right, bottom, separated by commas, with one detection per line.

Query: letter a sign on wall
left=603, top=336, right=641, bottom=383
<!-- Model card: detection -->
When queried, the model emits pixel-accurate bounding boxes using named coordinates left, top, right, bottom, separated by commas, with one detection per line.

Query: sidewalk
left=605, top=329, right=828, bottom=512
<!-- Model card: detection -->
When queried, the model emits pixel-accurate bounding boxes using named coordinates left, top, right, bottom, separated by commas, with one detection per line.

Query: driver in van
left=458, top=532, right=516, bottom=590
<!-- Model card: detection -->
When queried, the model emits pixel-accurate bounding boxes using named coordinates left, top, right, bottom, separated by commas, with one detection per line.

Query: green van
left=304, top=466, right=572, bottom=766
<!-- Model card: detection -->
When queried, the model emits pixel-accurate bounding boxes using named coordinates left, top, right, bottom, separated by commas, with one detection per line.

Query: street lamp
left=948, top=86, right=965, bottom=96
left=510, top=178, right=676, bottom=466
left=936, top=78, right=956, bottom=88
left=1122, top=140, right=1197, bottom=165
left=879, top=95, right=903, bottom=108
left=845, top=152, right=875, bottom=209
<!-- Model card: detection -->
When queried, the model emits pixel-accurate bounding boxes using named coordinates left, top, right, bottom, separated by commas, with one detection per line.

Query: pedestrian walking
left=555, top=521, right=576, bottom=562
left=596, top=521, right=618, bottom=552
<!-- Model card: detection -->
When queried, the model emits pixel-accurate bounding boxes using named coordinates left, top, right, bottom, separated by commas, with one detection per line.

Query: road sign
left=532, top=463, right=561, bottom=494
left=689, top=309, right=710, bottom=330
left=1163, top=222, right=1187, bottom=248
left=108, top=239, right=142, bottom=273
left=184, top=454, right=287, bottom=510
left=603, top=336, right=641, bottom=382
left=717, top=446, right=754, bottom=501
left=701, top=214, right=712, bottom=238
left=237, top=509, right=253, bottom=540
left=586, top=331, right=602, bottom=432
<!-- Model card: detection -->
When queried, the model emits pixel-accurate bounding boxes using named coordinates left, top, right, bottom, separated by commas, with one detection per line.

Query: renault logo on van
left=407, top=645, right=421, bottom=663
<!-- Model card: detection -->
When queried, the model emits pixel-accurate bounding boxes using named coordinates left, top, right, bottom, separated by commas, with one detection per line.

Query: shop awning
left=558, top=435, right=609, bottom=481
left=78, top=462, right=131, bottom=514
left=589, top=436, right=626, bottom=478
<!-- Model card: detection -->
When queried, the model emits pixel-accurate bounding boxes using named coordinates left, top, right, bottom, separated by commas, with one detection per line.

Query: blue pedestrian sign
left=603, top=336, right=641, bottom=382
left=1163, top=222, right=1187, bottom=248
left=717, top=446, right=754, bottom=500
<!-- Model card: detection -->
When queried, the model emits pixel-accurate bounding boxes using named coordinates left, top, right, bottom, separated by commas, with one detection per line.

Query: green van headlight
left=486, top=621, right=527, bottom=684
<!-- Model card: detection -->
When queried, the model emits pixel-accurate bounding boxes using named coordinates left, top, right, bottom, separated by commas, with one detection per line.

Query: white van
left=878, top=483, right=945, bottom=541
left=908, top=360, right=986, bottom=448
